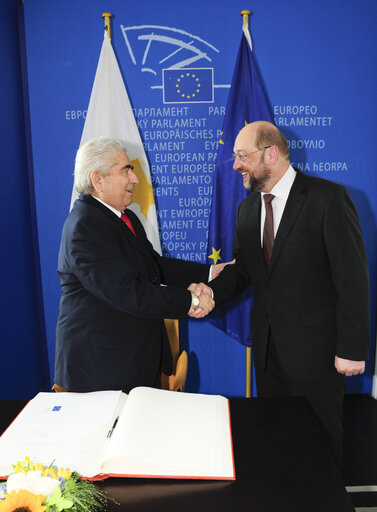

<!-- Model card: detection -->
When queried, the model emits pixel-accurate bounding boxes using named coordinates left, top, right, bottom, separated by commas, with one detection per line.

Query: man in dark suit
left=193, top=121, right=370, bottom=466
left=54, top=137, right=217, bottom=394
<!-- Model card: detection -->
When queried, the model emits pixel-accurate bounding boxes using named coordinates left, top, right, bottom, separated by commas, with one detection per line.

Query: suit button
left=152, top=277, right=158, bottom=284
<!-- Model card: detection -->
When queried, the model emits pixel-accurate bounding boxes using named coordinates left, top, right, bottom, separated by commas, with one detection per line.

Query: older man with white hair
left=54, top=137, right=224, bottom=394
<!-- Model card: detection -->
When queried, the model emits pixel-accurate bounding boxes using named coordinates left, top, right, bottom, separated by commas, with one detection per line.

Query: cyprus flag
left=70, top=31, right=161, bottom=253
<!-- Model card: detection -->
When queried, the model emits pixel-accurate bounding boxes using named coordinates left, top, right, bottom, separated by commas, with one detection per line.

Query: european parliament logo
left=163, top=68, right=214, bottom=104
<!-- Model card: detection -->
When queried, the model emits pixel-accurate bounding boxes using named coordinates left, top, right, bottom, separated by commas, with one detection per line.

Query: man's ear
left=266, top=146, right=279, bottom=166
left=90, top=170, right=102, bottom=193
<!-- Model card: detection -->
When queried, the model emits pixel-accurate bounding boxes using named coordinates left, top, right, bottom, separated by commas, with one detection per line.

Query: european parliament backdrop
left=6, top=0, right=376, bottom=398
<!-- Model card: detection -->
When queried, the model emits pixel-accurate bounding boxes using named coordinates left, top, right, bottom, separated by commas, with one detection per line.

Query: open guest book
left=0, top=386, right=235, bottom=480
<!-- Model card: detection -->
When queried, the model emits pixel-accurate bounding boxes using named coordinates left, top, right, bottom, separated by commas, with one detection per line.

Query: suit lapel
left=268, top=171, right=307, bottom=274
left=124, top=209, right=154, bottom=256
left=82, top=194, right=151, bottom=253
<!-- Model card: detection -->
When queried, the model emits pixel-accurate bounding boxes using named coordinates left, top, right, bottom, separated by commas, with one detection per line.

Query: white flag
left=71, top=31, right=161, bottom=253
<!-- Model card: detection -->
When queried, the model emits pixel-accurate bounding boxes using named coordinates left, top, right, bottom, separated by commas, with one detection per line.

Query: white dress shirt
left=260, top=165, right=297, bottom=246
left=92, top=195, right=122, bottom=218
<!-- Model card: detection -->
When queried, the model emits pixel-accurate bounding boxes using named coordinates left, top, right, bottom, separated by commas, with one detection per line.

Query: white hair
left=74, top=137, right=128, bottom=194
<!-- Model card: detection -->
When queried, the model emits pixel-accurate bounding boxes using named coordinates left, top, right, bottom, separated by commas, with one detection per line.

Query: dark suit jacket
left=55, top=195, right=209, bottom=392
left=211, top=170, right=370, bottom=381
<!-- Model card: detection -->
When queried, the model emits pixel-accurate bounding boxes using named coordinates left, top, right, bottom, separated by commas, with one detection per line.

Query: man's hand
left=191, top=282, right=213, bottom=298
left=335, top=356, right=365, bottom=376
left=187, top=283, right=215, bottom=318
left=211, top=259, right=235, bottom=280
left=188, top=292, right=215, bottom=318
left=187, top=283, right=197, bottom=294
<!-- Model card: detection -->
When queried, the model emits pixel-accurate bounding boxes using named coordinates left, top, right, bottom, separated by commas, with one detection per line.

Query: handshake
left=186, top=259, right=235, bottom=319
left=187, top=283, right=214, bottom=319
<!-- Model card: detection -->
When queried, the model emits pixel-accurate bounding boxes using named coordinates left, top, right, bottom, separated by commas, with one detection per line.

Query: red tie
left=121, top=211, right=136, bottom=236
left=263, top=194, right=275, bottom=268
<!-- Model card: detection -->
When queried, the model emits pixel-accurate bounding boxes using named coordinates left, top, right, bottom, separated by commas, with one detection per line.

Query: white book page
left=15, top=391, right=123, bottom=425
left=0, top=390, right=125, bottom=478
left=102, top=387, right=234, bottom=478
left=0, top=422, right=108, bottom=477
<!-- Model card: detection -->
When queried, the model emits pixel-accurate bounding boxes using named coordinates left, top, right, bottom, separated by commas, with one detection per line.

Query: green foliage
left=46, top=473, right=109, bottom=512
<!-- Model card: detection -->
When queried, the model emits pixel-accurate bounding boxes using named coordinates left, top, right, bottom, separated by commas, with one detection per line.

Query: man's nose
left=130, top=170, right=139, bottom=184
left=233, top=157, right=242, bottom=171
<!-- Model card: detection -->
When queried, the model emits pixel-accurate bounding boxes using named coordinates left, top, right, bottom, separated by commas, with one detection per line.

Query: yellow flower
left=14, top=466, right=27, bottom=474
left=25, top=457, right=35, bottom=471
left=42, top=468, right=57, bottom=479
left=0, top=489, right=47, bottom=512
left=57, top=468, right=71, bottom=480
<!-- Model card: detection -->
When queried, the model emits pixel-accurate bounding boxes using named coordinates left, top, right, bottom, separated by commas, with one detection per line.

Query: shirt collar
left=262, top=164, right=296, bottom=201
left=91, top=195, right=122, bottom=218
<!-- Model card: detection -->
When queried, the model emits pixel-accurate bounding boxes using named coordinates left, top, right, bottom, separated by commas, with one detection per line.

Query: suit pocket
left=299, top=307, right=334, bottom=326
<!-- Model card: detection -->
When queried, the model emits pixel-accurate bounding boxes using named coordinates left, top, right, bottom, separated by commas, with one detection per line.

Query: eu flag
left=207, top=28, right=274, bottom=346
left=163, top=68, right=213, bottom=103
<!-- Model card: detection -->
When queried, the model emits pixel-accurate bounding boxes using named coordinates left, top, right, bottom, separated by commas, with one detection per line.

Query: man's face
left=233, top=131, right=271, bottom=192
left=96, top=151, right=139, bottom=211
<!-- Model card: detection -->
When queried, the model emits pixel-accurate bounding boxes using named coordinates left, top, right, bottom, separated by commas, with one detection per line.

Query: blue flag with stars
left=163, top=68, right=214, bottom=103
left=206, top=27, right=274, bottom=346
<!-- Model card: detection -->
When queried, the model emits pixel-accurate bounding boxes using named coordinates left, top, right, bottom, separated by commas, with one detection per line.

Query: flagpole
left=246, top=344, right=252, bottom=398
left=208, top=6, right=273, bottom=397
left=102, top=12, right=112, bottom=39
left=241, top=9, right=251, bottom=28
left=241, top=9, right=252, bottom=399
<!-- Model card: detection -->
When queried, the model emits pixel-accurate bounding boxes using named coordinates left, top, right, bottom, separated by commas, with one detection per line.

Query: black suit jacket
left=211, top=170, right=370, bottom=380
left=55, top=195, right=209, bottom=392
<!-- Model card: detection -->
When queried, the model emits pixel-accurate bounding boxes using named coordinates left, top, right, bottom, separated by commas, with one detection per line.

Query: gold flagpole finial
left=102, top=12, right=113, bottom=39
left=240, top=9, right=251, bottom=29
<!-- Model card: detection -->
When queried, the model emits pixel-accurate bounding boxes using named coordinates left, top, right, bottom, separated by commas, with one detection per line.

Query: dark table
left=1, top=396, right=354, bottom=512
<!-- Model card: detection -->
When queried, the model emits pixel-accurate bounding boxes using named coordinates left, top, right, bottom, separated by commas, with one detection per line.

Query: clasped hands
left=187, top=259, right=235, bottom=318
left=187, top=283, right=214, bottom=318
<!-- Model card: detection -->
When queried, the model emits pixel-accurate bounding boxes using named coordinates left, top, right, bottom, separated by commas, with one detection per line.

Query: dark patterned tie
left=121, top=211, right=136, bottom=236
left=263, top=194, right=275, bottom=268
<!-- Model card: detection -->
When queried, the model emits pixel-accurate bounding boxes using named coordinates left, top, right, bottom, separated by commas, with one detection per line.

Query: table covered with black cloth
left=0, top=396, right=354, bottom=512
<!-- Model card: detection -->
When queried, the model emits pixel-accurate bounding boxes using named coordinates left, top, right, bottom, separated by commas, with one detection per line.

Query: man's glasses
left=232, top=146, right=271, bottom=162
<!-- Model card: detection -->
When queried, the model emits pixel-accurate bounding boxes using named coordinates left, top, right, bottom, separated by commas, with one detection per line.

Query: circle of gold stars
left=175, top=72, right=201, bottom=99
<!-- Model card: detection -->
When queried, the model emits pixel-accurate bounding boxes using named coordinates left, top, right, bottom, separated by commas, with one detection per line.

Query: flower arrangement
left=0, top=457, right=109, bottom=512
